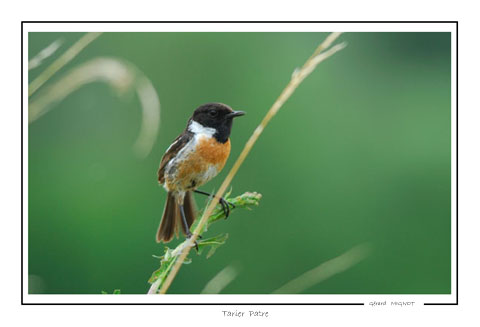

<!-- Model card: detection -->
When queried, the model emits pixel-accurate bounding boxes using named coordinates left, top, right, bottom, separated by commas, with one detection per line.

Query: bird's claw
left=186, top=232, right=200, bottom=252
left=219, top=197, right=235, bottom=219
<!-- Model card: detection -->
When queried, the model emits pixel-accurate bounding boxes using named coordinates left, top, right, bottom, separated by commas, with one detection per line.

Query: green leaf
left=148, top=191, right=262, bottom=293
left=207, top=191, right=262, bottom=225
left=148, top=247, right=177, bottom=284
left=197, top=233, right=229, bottom=259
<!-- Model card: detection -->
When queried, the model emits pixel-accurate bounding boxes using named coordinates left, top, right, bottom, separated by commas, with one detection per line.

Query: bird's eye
left=208, top=110, right=218, bottom=117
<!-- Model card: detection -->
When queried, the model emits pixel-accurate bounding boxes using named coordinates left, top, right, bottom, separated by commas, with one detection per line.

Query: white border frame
left=22, top=21, right=457, bottom=305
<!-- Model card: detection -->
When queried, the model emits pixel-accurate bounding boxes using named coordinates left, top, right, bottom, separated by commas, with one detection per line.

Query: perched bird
left=156, top=103, right=245, bottom=243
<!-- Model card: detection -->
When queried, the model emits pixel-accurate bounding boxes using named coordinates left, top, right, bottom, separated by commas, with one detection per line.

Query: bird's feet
left=186, top=232, right=202, bottom=252
left=193, top=190, right=235, bottom=219
left=219, top=197, right=235, bottom=219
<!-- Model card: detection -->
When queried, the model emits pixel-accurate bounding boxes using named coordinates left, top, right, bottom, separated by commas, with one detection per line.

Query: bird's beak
left=227, top=110, right=246, bottom=118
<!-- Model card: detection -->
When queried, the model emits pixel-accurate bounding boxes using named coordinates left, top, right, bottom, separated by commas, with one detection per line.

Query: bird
left=156, top=102, right=245, bottom=244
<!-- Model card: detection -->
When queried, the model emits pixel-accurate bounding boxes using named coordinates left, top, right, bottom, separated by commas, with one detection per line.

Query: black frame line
left=25, top=303, right=364, bottom=306
left=424, top=21, right=459, bottom=306
left=21, top=20, right=24, bottom=304
left=21, top=20, right=458, bottom=306
left=22, top=20, right=458, bottom=23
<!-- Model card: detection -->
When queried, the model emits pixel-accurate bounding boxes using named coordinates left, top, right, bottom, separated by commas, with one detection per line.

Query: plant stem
left=272, top=243, right=371, bottom=294
left=28, top=32, right=102, bottom=97
left=147, top=192, right=261, bottom=294
left=158, top=32, right=346, bottom=294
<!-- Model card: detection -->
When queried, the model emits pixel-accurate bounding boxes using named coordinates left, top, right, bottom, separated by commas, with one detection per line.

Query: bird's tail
left=156, top=191, right=196, bottom=243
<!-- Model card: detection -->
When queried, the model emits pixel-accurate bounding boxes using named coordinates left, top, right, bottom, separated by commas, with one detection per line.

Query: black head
left=190, top=103, right=245, bottom=143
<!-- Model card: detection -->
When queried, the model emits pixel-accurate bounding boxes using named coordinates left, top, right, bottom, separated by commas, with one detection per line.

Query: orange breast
left=196, top=137, right=231, bottom=170
left=167, top=136, right=231, bottom=191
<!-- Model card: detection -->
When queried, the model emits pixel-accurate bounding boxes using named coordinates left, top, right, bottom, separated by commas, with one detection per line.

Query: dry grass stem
left=272, top=243, right=371, bottom=294
left=28, top=39, right=64, bottom=70
left=28, top=32, right=102, bottom=97
left=200, top=265, right=239, bottom=294
left=29, top=57, right=161, bottom=158
left=157, top=32, right=346, bottom=294
left=133, top=76, right=162, bottom=158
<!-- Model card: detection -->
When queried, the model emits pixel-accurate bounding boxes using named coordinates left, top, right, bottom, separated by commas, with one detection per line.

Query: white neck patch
left=188, top=120, right=216, bottom=137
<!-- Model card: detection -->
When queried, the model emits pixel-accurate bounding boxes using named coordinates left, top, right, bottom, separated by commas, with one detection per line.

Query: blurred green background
left=28, top=32, right=451, bottom=294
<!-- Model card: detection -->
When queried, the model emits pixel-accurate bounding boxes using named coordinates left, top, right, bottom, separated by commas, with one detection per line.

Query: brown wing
left=157, top=131, right=192, bottom=184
